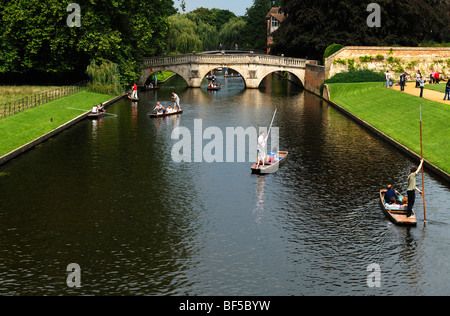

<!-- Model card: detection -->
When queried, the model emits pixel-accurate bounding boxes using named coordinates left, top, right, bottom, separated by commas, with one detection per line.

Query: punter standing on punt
left=257, top=131, right=268, bottom=167
left=406, top=158, right=424, bottom=217
left=172, top=92, right=181, bottom=111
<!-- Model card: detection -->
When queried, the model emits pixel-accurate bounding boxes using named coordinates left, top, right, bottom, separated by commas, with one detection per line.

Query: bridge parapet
left=142, top=54, right=307, bottom=69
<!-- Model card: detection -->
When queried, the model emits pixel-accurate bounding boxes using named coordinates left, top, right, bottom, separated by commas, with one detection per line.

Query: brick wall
left=304, top=63, right=325, bottom=95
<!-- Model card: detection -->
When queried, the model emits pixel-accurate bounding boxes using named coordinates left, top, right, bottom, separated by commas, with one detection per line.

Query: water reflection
left=0, top=74, right=450, bottom=295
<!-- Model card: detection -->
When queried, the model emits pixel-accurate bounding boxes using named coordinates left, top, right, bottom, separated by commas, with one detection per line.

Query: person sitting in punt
left=266, top=147, right=278, bottom=163
left=92, top=105, right=98, bottom=113
left=386, top=196, right=408, bottom=210
left=98, top=103, right=104, bottom=112
left=153, top=102, right=165, bottom=113
left=385, top=184, right=400, bottom=203
left=166, top=105, right=173, bottom=113
left=389, top=197, right=400, bottom=205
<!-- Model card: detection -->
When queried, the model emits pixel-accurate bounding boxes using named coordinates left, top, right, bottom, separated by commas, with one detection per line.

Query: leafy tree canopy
left=272, top=0, right=450, bottom=60
left=0, top=0, right=176, bottom=84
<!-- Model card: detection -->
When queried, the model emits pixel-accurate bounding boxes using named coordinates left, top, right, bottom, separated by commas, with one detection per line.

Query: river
left=0, top=73, right=450, bottom=296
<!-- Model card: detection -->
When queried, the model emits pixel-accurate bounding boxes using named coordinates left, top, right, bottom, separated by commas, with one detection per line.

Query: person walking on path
left=399, top=73, right=406, bottom=91
left=406, top=159, right=424, bottom=218
left=419, top=76, right=426, bottom=98
left=415, top=70, right=421, bottom=88
left=385, top=70, right=392, bottom=88
left=444, top=79, right=450, bottom=101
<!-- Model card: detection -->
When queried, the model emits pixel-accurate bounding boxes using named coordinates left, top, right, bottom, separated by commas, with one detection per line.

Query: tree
left=166, top=14, right=202, bottom=54
left=272, top=0, right=450, bottom=60
left=219, top=18, right=247, bottom=50
left=0, top=0, right=176, bottom=84
left=242, top=0, right=272, bottom=50
left=191, top=8, right=236, bottom=31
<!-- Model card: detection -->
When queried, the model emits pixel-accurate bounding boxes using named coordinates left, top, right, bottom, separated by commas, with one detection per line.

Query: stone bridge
left=141, top=53, right=313, bottom=89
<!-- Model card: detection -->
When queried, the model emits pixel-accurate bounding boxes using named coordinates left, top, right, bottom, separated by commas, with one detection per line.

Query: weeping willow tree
left=185, top=12, right=219, bottom=51
left=219, top=17, right=247, bottom=50
left=166, top=14, right=202, bottom=54
left=86, top=60, right=123, bottom=95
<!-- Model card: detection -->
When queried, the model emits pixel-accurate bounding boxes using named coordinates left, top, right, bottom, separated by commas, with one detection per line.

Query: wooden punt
left=128, top=95, right=139, bottom=101
left=149, top=109, right=183, bottom=118
left=88, top=111, right=105, bottom=119
left=251, top=151, right=288, bottom=174
left=379, top=189, right=417, bottom=227
left=207, top=85, right=221, bottom=91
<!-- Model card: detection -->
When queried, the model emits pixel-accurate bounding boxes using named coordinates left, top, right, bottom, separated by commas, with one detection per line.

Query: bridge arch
left=140, top=66, right=190, bottom=87
left=141, top=53, right=310, bottom=89
left=257, top=69, right=305, bottom=88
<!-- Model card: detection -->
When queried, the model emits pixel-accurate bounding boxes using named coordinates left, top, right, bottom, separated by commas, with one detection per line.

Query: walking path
left=391, top=83, right=450, bottom=104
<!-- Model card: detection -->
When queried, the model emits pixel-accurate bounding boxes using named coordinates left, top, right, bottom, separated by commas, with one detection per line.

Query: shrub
left=86, top=60, right=123, bottom=95
left=323, top=43, right=344, bottom=60
left=325, top=69, right=385, bottom=83
left=359, top=55, right=373, bottom=62
left=333, top=58, right=347, bottom=65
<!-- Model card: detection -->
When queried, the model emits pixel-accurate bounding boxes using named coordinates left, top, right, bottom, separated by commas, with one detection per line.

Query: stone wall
left=325, top=46, right=450, bottom=80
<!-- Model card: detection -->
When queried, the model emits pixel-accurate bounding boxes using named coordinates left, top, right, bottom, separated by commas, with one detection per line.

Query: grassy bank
left=327, top=82, right=450, bottom=174
left=424, top=82, right=447, bottom=93
left=0, top=90, right=115, bottom=156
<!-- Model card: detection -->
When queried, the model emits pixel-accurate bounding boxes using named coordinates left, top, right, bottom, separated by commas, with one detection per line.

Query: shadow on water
left=0, top=73, right=450, bottom=295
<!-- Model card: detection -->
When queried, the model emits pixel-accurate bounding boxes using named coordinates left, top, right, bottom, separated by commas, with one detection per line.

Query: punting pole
left=267, top=104, right=279, bottom=139
left=420, top=104, right=427, bottom=222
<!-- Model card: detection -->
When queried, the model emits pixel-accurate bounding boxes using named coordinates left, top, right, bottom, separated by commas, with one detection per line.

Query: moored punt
left=379, top=189, right=417, bottom=227
left=149, top=109, right=183, bottom=118
left=251, top=151, right=288, bottom=174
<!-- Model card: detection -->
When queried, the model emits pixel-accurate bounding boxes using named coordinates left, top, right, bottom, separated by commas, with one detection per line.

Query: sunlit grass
left=0, top=90, right=115, bottom=156
left=327, top=82, right=450, bottom=174
left=0, top=85, right=65, bottom=104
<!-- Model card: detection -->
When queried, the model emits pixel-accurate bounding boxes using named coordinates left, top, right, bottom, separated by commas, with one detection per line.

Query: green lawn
left=152, top=71, right=175, bottom=82
left=0, top=90, right=115, bottom=156
left=424, top=82, right=447, bottom=93
left=327, top=82, right=450, bottom=174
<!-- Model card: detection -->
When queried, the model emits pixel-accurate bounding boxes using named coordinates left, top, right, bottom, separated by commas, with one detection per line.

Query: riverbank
left=0, top=90, right=117, bottom=161
left=325, top=82, right=450, bottom=182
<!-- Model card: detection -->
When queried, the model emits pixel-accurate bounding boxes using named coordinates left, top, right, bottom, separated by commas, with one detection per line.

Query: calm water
left=1, top=74, right=450, bottom=296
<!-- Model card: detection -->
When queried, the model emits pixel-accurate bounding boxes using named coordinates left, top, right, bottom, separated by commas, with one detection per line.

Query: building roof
left=266, top=7, right=285, bottom=22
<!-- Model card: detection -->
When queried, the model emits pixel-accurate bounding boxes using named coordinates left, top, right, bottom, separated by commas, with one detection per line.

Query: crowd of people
left=386, top=69, right=450, bottom=100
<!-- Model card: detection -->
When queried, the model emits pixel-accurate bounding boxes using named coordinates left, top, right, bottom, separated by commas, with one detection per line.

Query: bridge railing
left=142, top=54, right=307, bottom=68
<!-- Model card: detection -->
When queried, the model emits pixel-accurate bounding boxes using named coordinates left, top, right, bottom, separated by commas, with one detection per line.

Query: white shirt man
left=172, top=92, right=181, bottom=110
left=257, top=132, right=267, bottom=166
